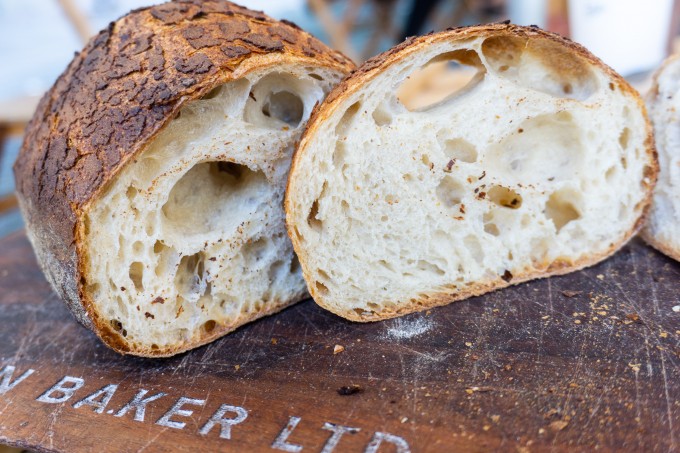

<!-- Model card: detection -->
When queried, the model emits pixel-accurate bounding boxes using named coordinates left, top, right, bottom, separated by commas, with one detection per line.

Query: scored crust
left=285, top=23, right=658, bottom=322
left=13, top=0, right=354, bottom=356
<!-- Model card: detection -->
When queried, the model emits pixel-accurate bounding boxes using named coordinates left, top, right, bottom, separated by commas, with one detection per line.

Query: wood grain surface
left=0, top=230, right=678, bottom=452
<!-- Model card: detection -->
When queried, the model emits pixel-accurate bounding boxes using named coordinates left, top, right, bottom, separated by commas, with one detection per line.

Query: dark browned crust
left=286, top=23, right=658, bottom=322
left=13, top=0, right=354, bottom=357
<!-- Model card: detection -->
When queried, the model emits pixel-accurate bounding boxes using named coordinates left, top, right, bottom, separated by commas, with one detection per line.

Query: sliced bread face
left=85, top=65, right=342, bottom=355
left=286, top=24, right=656, bottom=322
left=14, top=0, right=354, bottom=356
left=643, top=55, right=680, bottom=261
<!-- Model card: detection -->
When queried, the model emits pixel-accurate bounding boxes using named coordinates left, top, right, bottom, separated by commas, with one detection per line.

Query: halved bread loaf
left=285, top=24, right=657, bottom=321
left=13, top=0, right=354, bottom=356
left=642, top=55, right=680, bottom=261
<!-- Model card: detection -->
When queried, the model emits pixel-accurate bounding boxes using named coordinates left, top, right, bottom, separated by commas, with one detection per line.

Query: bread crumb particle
left=333, top=344, right=345, bottom=354
left=549, top=420, right=568, bottom=431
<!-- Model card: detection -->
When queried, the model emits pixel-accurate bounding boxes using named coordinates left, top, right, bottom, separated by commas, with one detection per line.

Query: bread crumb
left=401, top=417, right=408, bottom=423
left=549, top=420, right=568, bottom=431
left=562, top=290, right=582, bottom=298
left=628, top=363, right=640, bottom=372
left=234, top=365, right=241, bottom=371
left=491, top=415, right=500, bottom=423
left=574, top=320, right=581, bottom=324
left=672, top=305, right=680, bottom=313
left=465, top=342, right=473, bottom=347
left=483, top=425, right=490, bottom=431
left=660, top=331, right=668, bottom=338
left=271, top=338, right=278, bottom=345
left=333, top=344, right=345, bottom=354
left=596, top=274, right=605, bottom=280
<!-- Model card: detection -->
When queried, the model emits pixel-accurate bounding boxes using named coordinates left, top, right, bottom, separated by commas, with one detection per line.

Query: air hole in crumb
left=133, top=241, right=144, bottom=254
left=381, top=215, right=388, bottom=222
left=436, top=176, right=465, bottom=207
left=488, top=186, right=522, bottom=209
left=464, top=235, right=485, bottom=264
left=378, top=260, right=394, bottom=271
left=417, top=260, right=446, bottom=276
left=262, top=91, right=304, bottom=127
left=441, top=137, right=478, bottom=163
left=335, top=102, right=361, bottom=138
left=619, top=128, right=631, bottom=149
left=309, top=73, right=323, bottom=81
left=307, top=200, right=322, bottom=232
left=203, top=320, right=217, bottom=334
left=162, top=161, right=268, bottom=236
left=483, top=212, right=500, bottom=236
left=421, top=154, right=432, bottom=167
left=372, top=102, right=393, bottom=126
left=201, top=85, right=223, bottom=100
left=129, top=262, right=144, bottom=292
left=481, top=35, right=598, bottom=100
left=315, top=281, right=329, bottom=296
left=126, top=186, right=138, bottom=200
left=605, top=166, right=617, bottom=182
left=242, top=237, right=269, bottom=267
left=398, top=49, right=486, bottom=111
left=333, top=142, right=348, bottom=168
left=153, top=240, right=166, bottom=254
left=151, top=344, right=159, bottom=350
left=621, top=157, right=628, bottom=169
left=545, top=190, right=581, bottom=232
left=290, top=256, right=301, bottom=273
left=268, top=260, right=285, bottom=283
left=174, top=251, right=207, bottom=302
left=110, top=319, right=123, bottom=332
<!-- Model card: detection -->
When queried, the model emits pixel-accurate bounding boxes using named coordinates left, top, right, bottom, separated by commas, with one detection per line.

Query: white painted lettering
left=72, top=384, right=118, bottom=414
left=321, top=422, right=360, bottom=453
left=0, top=365, right=34, bottom=395
left=364, top=432, right=411, bottom=453
left=272, top=416, right=303, bottom=452
left=199, top=404, right=248, bottom=439
left=36, top=376, right=85, bottom=404
left=114, top=389, right=166, bottom=422
left=156, top=397, right=205, bottom=429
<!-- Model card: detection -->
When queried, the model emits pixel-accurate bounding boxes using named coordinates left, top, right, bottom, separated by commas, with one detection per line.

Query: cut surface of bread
left=643, top=55, right=680, bottom=261
left=13, top=0, right=354, bottom=356
left=286, top=24, right=656, bottom=321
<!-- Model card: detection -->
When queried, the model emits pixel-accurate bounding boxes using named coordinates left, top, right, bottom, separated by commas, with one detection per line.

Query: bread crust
left=286, top=23, right=658, bottom=322
left=641, top=54, right=680, bottom=262
left=14, top=0, right=354, bottom=357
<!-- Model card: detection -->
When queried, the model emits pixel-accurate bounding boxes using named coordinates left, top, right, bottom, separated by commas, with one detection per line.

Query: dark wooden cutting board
left=0, top=230, right=678, bottom=452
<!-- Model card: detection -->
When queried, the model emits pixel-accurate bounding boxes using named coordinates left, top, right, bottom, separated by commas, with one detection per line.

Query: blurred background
left=0, top=0, right=679, bottom=242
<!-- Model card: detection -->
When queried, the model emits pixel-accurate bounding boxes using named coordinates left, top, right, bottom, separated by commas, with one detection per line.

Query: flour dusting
left=386, top=316, right=432, bottom=339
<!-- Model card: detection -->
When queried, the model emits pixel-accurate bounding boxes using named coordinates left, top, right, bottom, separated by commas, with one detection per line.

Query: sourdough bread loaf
left=13, top=0, right=354, bottom=356
left=642, top=55, right=680, bottom=261
left=285, top=24, right=657, bottom=321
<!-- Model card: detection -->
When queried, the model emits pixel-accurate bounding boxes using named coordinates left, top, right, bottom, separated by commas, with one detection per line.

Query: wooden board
left=0, top=230, right=678, bottom=452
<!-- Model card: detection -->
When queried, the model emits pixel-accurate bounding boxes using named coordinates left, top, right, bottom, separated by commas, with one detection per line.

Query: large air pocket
left=162, top=161, right=269, bottom=236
